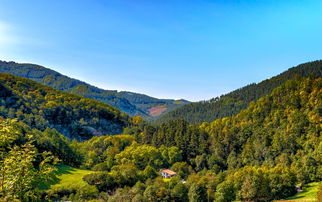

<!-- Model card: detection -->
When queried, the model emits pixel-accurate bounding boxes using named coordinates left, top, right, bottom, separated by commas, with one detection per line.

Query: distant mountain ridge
left=0, top=60, right=189, bottom=118
left=157, top=60, right=322, bottom=123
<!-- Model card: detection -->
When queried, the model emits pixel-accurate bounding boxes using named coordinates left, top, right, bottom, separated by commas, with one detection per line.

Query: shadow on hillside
left=54, top=164, right=77, bottom=175
left=287, top=184, right=315, bottom=200
left=38, top=164, right=76, bottom=190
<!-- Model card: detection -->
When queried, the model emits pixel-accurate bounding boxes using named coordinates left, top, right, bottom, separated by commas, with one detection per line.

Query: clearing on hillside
left=148, top=105, right=167, bottom=116
left=275, top=182, right=321, bottom=202
left=42, top=165, right=96, bottom=192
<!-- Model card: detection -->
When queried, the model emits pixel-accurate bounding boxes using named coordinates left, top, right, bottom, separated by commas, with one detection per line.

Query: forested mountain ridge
left=1, top=74, right=321, bottom=201
left=0, top=60, right=189, bottom=118
left=158, top=60, right=322, bottom=123
left=44, top=77, right=320, bottom=201
left=122, top=77, right=321, bottom=201
left=0, top=73, right=130, bottom=140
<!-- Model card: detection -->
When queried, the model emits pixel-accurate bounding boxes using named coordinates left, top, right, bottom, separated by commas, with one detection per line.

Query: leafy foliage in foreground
left=0, top=73, right=130, bottom=140
left=0, top=119, right=58, bottom=201
left=158, top=60, right=322, bottom=124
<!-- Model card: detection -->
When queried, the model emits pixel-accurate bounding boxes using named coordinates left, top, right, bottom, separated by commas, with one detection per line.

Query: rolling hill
left=0, top=60, right=189, bottom=119
left=0, top=73, right=130, bottom=140
left=157, top=60, right=322, bottom=123
left=2, top=63, right=321, bottom=201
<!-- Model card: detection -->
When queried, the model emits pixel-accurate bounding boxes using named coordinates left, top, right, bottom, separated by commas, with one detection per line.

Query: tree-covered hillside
left=158, top=60, right=322, bottom=123
left=0, top=61, right=189, bottom=118
left=0, top=73, right=130, bottom=140
left=43, top=77, right=320, bottom=202
left=1, top=76, right=321, bottom=201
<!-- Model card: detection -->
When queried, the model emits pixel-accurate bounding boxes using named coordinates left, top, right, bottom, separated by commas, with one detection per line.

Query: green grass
left=275, top=182, right=321, bottom=202
left=41, top=164, right=95, bottom=192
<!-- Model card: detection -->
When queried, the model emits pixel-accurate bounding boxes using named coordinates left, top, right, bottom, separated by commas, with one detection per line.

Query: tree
left=74, top=185, right=99, bottom=201
left=83, top=172, right=116, bottom=192
left=111, top=164, right=140, bottom=187
left=143, top=185, right=159, bottom=201
left=0, top=119, right=57, bottom=201
left=171, top=183, right=188, bottom=202
left=142, top=165, right=158, bottom=180
left=160, top=146, right=183, bottom=165
left=171, top=162, right=193, bottom=179
left=188, top=182, right=207, bottom=202
left=214, top=181, right=236, bottom=202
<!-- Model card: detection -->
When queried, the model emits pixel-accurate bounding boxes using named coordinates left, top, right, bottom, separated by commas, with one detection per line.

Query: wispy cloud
left=0, top=21, right=19, bottom=46
left=0, top=21, right=49, bottom=63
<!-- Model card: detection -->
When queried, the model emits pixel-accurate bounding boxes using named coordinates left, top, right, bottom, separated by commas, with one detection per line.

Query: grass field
left=41, top=164, right=95, bottom=192
left=275, top=182, right=321, bottom=202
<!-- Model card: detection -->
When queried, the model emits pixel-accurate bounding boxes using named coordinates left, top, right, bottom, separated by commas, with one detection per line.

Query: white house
left=160, top=169, right=177, bottom=178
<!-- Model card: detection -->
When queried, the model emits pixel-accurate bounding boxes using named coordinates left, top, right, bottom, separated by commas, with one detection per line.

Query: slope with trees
left=158, top=60, right=322, bottom=123
left=0, top=73, right=130, bottom=140
left=1, top=63, right=321, bottom=201
left=44, top=77, right=321, bottom=201
left=0, top=60, right=189, bottom=118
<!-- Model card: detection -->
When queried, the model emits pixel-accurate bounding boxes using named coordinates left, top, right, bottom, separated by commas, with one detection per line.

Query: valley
left=0, top=60, right=321, bottom=201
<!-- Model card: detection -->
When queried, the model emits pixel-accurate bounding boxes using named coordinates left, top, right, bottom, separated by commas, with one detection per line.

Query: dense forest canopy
left=76, top=77, right=321, bottom=201
left=158, top=60, right=322, bottom=124
left=0, top=61, right=189, bottom=119
left=0, top=73, right=130, bottom=140
left=0, top=61, right=321, bottom=201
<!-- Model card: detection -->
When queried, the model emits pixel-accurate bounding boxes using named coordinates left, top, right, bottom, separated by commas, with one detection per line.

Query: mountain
left=2, top=66, right=321, bottom=202
left=74, top=77, right=321, bottom=201
left=141, top=76, right=322, bottom=176
left=0, top=60, right=189, bottom=118
left=0, top=73, right=130, bottom=140
left=157, top=60, right=322, bottom=123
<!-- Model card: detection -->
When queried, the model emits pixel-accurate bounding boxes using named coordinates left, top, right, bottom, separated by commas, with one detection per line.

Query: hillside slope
left=0, top=73, right=130, bottom=140
left=0, top=61, right=189, bottom=118
left=158, top=60, right=322, bottom=123
left=101, top=77, right=321, bottom=201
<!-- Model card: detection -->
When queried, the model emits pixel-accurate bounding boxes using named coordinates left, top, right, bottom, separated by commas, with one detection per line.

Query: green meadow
left=41, top=165, right=95, bottom=192
left=275, top=182, right=321, bottom=202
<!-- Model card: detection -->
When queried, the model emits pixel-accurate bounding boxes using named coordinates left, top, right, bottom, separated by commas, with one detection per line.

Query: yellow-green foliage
left=0, top=118, right=58, bottom=201
left=81, top=134, right=135, bottom=168
left=0, top=73, right=130, bottom=141
left=200, top=78, right=322, bottom=183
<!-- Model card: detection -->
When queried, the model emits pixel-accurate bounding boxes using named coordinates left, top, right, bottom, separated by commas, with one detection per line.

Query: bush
left=83, top=172, right=116, bottom=192
left=92, top=162, right=111, bottom=171
left=74, top=185, right=99, bottom=200
left=47, top=187, right=77, bottom=200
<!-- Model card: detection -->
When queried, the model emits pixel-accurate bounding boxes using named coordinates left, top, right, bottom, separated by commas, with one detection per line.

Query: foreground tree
left=0, top=119, right=57, bottom=201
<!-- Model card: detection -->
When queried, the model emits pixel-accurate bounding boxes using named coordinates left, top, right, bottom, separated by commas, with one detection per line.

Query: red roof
left=160, top=169, right=177, bottom=175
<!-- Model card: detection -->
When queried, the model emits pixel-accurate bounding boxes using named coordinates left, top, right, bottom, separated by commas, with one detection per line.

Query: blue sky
left=0, top=0, right=321, bottom=101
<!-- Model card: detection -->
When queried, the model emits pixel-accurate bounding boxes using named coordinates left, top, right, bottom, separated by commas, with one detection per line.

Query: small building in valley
left=160, top=169, right=177, bottom=178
